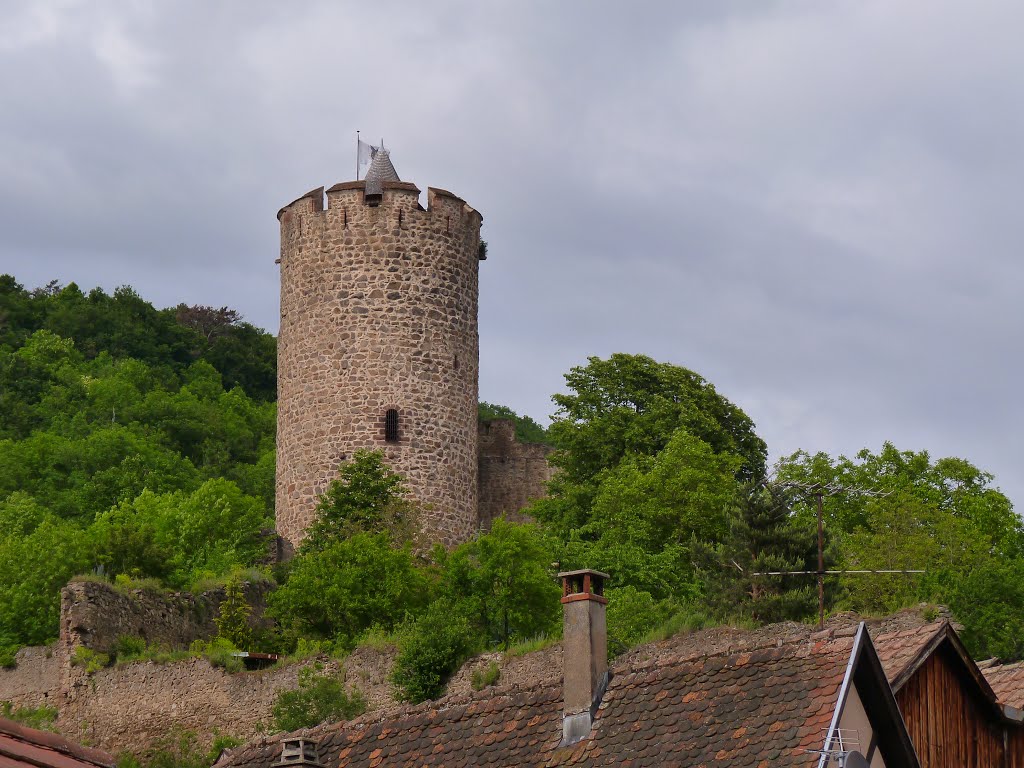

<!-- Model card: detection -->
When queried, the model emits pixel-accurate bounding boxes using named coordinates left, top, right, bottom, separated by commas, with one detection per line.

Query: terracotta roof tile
left=983, top=661, right=1024, bottom=709
left=872, top=621, right=947, bottom=686
left=0, top=719, right=115, bottom=768
left=217, top=637, right=859, bottom=768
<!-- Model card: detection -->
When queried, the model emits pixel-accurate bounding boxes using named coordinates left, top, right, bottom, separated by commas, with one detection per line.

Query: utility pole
left=773, top=481, right=892, bottom=629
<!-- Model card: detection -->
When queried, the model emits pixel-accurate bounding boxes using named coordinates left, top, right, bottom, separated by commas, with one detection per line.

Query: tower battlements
left=275, top=153, right=485, bottom=552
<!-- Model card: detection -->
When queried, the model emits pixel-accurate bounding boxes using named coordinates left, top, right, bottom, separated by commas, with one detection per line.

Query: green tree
left=438, top=518, right=560, bottom=648
left=533, top=354, right=764, bottom=543
left=699, top=484, right=820, bottom=623
left=215, top=576, right=254, bottom=650
left=269, top=532, right=429, bottom=647
left=549, top=429, right=741, bottom=600
left=303, top=450, right=419, bottom=551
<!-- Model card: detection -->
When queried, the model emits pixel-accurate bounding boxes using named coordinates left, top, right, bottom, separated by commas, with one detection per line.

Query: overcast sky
left=3, top=1, right=1023, bottom=505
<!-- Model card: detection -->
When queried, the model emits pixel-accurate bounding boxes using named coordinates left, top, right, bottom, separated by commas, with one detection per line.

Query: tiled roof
left=217, top=635, right=859, bottom=768
left=0, top=718, right=115, bottom=768
left=983, top=662, right=1024, bottom=709
left=872, top=622, right=948, bottom=689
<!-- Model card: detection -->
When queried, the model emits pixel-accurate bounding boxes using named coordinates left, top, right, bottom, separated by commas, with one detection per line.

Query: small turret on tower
left=362, top=148, right=401, bottom=199
left=275, top=149, right=484, bottom=553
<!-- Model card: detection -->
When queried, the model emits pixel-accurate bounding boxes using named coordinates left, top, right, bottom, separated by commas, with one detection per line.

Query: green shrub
left=470, top=661, right=500, bottom=691
left=114, top=635, right=148, bottom=660
left=271, top=665, right=366, bottom=732
left=71, top=646, right=111, bottom=674
left=189, top=637, right=243, bottom=673
left=1, top=701, right=58, bottom=731
left=391, top=599, right=477, bottom=703
left=116, top=728, right=241, bottom=768
left=0, top=644, right=18, bottom=668
left=606, top=586, right=675, bottom=656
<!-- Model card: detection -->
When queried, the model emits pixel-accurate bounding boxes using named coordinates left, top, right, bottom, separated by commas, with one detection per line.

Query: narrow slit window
left=385, top=409, right=399, bottom=443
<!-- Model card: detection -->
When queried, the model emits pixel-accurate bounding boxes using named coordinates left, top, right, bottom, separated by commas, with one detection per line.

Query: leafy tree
left=477, top=402, right=550, bottom=444
left=303, top=450, right=419, bottom=551
left=437, top=518, right=560, bottom=648
left=0, top=516, right=93, bottom=646
left=533, top=354, right=764, bottom=548
left=942, top=559, right=1024, bottom=661
left=551, top=429, right=741, bottom=600
left=269, top=532, right=429, bottom=648
left=548, top=353, right=766, bottom=491
left=775, top=443, right=1020, bottom=551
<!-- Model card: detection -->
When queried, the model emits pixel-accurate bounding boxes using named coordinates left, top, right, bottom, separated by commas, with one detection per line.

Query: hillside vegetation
left=2, top=274, right=1023, bottom=700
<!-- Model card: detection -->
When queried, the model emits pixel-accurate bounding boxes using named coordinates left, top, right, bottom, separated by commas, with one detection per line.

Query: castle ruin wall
left=477, top=419, right=554, bottom=529
left=0, top=645, right=59, bottom=710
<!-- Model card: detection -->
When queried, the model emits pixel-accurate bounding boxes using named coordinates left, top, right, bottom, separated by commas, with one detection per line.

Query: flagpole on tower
left=356, top=131, right=360, bottom=180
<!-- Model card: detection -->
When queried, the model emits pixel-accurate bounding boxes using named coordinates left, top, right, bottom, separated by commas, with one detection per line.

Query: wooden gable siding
left=895, top=646, right=1004, bottom=768
left=1007, top=726, right=1024, bottom=768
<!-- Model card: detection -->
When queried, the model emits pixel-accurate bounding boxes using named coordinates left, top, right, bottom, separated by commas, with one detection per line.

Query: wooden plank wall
left=895, top=648, right=1005, bottom=768
left=1007, top=726, right=1024, bottom=768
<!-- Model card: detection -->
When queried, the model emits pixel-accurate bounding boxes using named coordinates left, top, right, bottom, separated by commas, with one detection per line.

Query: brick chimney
left=558, top=569, right=610, bottom=746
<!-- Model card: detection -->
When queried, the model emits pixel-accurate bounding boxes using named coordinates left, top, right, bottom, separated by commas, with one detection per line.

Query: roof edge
left=0, top=718, right=116, bottom=768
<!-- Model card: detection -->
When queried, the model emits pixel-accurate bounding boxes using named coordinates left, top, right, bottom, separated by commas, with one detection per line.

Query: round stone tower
left=275, top=150, right=484, bottom=552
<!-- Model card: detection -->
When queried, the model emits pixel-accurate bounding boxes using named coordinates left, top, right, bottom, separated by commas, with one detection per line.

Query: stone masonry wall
left=0, top=645, right=59, bottom=709
left=60, top=579, right=272, bottom=657
left=58, top=658, right=338, bottom=753
left=276, top=181, right=483, bottom=551
left=0, top=579, right=364, bottom=754
left=478, top=419, right=554, bottom=529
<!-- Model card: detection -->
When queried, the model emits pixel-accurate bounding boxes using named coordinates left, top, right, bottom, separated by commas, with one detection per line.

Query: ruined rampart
left=477, top=419, right=554, bottom=529
left=59, top=579, right=273, bottom=657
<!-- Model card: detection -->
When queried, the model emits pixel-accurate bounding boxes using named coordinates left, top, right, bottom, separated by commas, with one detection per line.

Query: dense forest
left=2, top=274, right=1023, bottom=712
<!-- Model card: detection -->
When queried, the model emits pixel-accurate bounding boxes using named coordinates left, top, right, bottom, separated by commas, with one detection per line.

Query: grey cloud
left=2, top=0, right=1022, bottom=503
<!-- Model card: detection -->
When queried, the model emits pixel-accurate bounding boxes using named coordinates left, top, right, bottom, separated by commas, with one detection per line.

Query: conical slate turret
left=364, top=149, right=400, bottom=195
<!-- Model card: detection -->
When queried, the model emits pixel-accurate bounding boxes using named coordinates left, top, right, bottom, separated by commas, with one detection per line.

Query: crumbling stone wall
left=276, top=182, right=484, bottom=551
left=60, top=579, right=272, bottom=657
left=59, top=657, right=335, bottom=752
left=478, top=419, right=554, bottom=529
left=0, top=645, right=59, bottom=709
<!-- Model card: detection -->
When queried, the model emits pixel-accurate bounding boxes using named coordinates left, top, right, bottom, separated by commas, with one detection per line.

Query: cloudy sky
left=3, top=1, right=1023, bottom=504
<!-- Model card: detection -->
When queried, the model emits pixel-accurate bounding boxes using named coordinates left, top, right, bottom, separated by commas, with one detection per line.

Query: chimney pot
left=274, top=738, right=321, bottom=767
left=558, top=569, right=610, bottom=746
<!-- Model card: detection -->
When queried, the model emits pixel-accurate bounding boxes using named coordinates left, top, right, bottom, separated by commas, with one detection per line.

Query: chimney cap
left=557, top=569, right=610, bottom=579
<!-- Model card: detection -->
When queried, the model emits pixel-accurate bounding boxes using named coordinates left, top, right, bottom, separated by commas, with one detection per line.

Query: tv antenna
left=748, top=482, right=922, bottom=629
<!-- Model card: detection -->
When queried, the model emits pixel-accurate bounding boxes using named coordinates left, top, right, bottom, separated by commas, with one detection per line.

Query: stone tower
left=275, top=150, right=484, bottom=551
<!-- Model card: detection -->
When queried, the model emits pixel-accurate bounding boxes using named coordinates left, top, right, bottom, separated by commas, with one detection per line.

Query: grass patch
left=190, top=567, right=275, bottom=595
left=354, top=626, right=399, bottom=653
left=470, top=661, right=501, bottom=691
left=112, top=636, right=192, bottom=666
left=1, top=701, right=59, bottom=731
left=505, top=634, right=558, bottom=658
left=71, top=647, right=111, bottom=674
